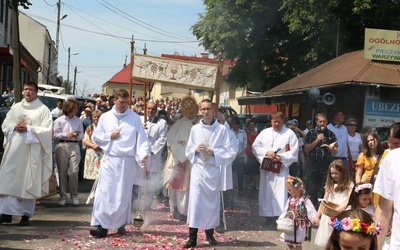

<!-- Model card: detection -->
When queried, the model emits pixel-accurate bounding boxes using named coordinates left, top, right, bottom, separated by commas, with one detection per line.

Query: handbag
left=260, top=157, right=282, bottom=174
left=276, top=211, right=295, bottom=234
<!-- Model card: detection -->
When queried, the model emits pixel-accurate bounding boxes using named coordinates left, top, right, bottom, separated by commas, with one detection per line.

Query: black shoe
left=163, top=197, right=170, bottom=208
left=215, top=225, right=225, bottom=234
left=0, top=214, right=12, bottom=224
left=117, top=225, right=126, bottom=235
left=173, top=210, right=181, bottom=220
left=19, top=216, right=30, bottom=226
left=179, top=214, right=187, bottom=222
left=206, top=235, right=218, bottom=245
left=183, top=238, right=197, bottom=248
left=90, top=225, right=108, bottom=238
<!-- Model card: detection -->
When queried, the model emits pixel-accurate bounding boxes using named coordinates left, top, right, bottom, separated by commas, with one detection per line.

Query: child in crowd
left=278, top=176, right=317, bottom=250
left=346, top=182, right=374, bottom=216
left=313, top=159, right=354, bottom=247
left=326, top=209, right=381, bottom=250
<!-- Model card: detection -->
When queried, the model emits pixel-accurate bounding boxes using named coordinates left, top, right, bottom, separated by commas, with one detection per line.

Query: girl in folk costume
left=278, top=176, right=317, bottom=249
left=346, top=182, right=375, bottom=216
left=313, top=159, right=354, bottom=247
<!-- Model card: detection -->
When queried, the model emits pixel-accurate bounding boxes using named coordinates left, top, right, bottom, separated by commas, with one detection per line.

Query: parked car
left=237, top=113, right=271, bottom=132
left=0, top=93, right=95, bottom=161
left=38, top=92, right=96, bottom=116
left=218, top=106, right=237, bottom=117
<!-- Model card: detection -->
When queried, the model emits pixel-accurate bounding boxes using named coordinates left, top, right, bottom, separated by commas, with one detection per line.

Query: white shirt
left=373, top=148, right=400, bottom=249
left=327, top=123, right=348, bottom=158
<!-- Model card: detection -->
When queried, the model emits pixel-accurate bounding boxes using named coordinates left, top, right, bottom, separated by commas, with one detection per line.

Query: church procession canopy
left=131, top=54, right=219, bottom=91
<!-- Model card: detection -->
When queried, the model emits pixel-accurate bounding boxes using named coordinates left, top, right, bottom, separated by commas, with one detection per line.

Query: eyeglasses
left=347, top=124, right=357, bottom=127
left=199, top=108, right=212, bottom=112
left=23, top=88, right=36, bottom=92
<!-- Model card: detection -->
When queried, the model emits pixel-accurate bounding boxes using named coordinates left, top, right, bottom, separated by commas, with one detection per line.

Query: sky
left=22, top=0, right=206, bottom=94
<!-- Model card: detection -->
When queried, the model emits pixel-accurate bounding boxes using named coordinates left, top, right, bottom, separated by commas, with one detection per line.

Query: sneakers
left=72, top=197, right=80, bottom=206
left=58, top=198, right=66, bottom=206
left=58, top=197, right=79, bottom=206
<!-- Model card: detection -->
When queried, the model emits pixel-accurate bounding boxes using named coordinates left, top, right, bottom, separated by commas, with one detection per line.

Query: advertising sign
left=364, top=28, right=400, bottom=62
left=364, top=98, right=400, bottom=128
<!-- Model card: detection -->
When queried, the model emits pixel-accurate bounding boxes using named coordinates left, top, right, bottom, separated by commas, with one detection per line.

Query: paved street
left=0, top=180, right=324, bottom=249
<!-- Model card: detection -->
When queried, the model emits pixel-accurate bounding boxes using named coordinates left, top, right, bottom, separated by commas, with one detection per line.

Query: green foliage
left=7, top=0, right=31, bottom=9
left=193, top=0, right=400, bottom=91
left=62, top=80, right=73, bottom=95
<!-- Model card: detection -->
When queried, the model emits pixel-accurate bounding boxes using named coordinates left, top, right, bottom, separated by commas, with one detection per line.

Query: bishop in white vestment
left=252, top=112, right=298, bottom=217
left=163, top=96, right=199, bottom=221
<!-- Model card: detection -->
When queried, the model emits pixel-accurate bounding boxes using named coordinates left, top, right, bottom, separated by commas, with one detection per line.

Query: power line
left=63, top=3, right=128, bottom=45
left=23, top=12, right=200, bottom=44
left=62, top=2, right=169, bottom=42
left=95, top=0, right=193, bottom=41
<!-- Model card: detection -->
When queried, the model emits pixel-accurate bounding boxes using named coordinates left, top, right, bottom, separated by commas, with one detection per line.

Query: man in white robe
left=140, top=101, right=167, bottom=209
left=183, top=99, right=232, bottom=248
left=89, top=89, right=149, bottom=238
left=163, top=96, right=199, bottom=222
left=252, top=111, right=298, bottom=218
left=0, top=81, right=52, bottom=226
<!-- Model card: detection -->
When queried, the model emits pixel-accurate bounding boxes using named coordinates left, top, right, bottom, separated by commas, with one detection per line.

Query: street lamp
left=73, top=67, right=82, bottom=95
left=67, top=47, right=79, bottom=83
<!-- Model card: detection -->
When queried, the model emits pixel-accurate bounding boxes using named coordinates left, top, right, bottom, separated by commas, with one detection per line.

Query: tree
left=8, top=0, right=31, bottom=102
left=61, top=80, right=73, bottom=94
left=192, top=0, right=319, bottom=91
left=192, top=0, right=400, bottom=91
left=76, top=80, right=95, bottom=96
left=280, top=0, right=400, bottom=62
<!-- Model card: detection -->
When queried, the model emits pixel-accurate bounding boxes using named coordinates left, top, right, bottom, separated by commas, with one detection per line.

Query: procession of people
left=0, top=84, right=398, bottom=249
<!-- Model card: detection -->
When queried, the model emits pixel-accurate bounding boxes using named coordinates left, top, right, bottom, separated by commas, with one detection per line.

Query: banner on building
left=132, top=54, right=218, bottom=90
left=364, top=98, right=400, bottom=128
left=364, top=28, right=400, bottom=62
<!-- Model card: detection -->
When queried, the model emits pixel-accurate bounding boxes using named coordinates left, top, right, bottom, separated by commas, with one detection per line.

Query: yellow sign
left=364, top=28, right=400, bottom=62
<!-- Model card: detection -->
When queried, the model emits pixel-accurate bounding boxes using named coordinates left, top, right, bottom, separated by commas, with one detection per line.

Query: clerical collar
left=22, top=97, right=38, bottom=107
left=202, top=118, right=216, bottom=125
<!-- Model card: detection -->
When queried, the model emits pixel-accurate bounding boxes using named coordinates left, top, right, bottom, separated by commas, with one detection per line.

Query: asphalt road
left=0, top=180, right=325, bottom=250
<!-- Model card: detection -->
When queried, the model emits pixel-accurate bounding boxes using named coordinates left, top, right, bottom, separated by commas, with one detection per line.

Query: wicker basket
left=321, top=201, right=339, bottom=217
left=276, top=211, right=295, bottom=234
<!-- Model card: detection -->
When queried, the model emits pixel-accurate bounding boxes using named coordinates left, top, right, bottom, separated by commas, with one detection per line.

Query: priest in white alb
left=183, top=99, right=233, bottom=248
left=252, top=111, right=298, bottom=218
left=89, top=89, right=149, bottom=238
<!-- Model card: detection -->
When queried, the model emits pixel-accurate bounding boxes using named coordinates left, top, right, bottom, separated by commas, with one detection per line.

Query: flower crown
left=286, top=176, right=302, bottom=188
left=330, top=217, right=382, bottom=236
left=354, top=183, right=372, bottom=193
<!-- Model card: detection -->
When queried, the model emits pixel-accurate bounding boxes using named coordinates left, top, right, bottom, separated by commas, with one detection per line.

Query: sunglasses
left=347, top=124, right=357, bottom=127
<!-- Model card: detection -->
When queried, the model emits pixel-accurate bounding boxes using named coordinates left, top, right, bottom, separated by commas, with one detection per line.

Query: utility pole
left=73, top=66, right=77, bottom=95
left=55, top=0, right=61, bottom=79
left=67, top=48, right=79, bottom=84
left=67, top=47, right=71, bottom=83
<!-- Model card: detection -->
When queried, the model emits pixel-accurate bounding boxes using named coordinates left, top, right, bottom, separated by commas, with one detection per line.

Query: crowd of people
left=0, top=82, right=399, bottom=249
